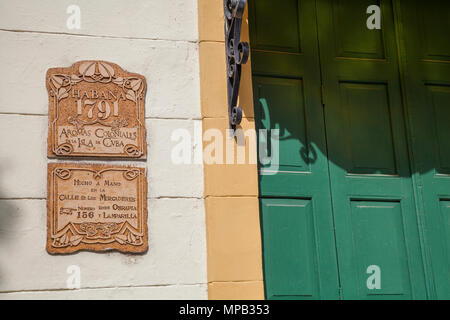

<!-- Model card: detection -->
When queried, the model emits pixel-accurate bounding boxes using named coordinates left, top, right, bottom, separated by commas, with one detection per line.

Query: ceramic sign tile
left=47, top=163, right=148, bottom=254
left=47, top=61, right=147, bottom=159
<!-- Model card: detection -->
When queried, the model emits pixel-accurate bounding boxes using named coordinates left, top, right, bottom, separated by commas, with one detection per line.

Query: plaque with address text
left=47, top=163, right=148, bottom=254
left=47, top=61, right=146, bottom=158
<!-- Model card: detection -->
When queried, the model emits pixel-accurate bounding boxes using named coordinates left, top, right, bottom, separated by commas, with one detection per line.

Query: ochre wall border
left=198, top=0, right=264, bottom=300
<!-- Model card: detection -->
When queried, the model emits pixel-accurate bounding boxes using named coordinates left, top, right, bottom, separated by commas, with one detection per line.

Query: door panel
left=251, top=0, right=302, bottom=53
left=316, top=0, right=427, bottom=299
left=427, top=85, right=450, bottom=173
left=350, top=201, right=414, bottom=298
left=395, top=0, right=450, bottom=299
left=331, top=0, right=386, bottom=59
left=261, top=198, right=320, bottom=300
left=439, top=201, right=450, bottom=260
left=254, top=77, right=310, bottom=174
left=338, top=82, right=397, bottom=175
left=249, top=0, right=340, bottom=299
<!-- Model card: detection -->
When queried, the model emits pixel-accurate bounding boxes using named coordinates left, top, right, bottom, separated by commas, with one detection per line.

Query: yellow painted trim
left=208, top=281, right=265, bottom=300
left=197, top=0, right=264, bottom=300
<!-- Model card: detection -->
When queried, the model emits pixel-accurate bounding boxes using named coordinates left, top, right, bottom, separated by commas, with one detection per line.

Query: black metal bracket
left=224, top=0, right=249, bottom=130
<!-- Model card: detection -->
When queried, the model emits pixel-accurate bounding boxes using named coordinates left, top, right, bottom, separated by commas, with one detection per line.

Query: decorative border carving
left=224, top=0, right=249, bottom=130
left=47, top=163, right=148, bottom=254
left=47, top=61, right=147, bottom=159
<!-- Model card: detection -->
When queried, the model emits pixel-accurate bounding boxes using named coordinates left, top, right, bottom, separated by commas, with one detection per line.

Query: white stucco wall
left=0, top=0, right=207, bottom=299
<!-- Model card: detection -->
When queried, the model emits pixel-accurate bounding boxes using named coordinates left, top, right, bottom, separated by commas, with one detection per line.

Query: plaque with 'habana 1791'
left=47, top=163, right=148, bottom=254
left=47, top=60, right=146, bottom=159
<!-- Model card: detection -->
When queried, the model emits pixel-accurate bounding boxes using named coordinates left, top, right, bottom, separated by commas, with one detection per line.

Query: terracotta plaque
left=47, top=61, right=146, bottom=159
left=47, top=163, right=148, bottom=254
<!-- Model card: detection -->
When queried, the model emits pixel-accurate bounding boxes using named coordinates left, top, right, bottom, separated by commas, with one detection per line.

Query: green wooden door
left=394, top=0, right=450, bottom=300
left=249, top=0, right=340, bottom=299
left=316, top=0, right=426, bottom=299
left=249, top=0, right=449, bottom=300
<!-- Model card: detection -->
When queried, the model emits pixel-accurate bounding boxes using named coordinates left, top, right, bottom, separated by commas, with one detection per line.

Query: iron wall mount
left=224, top=0, right=249, bottom=130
